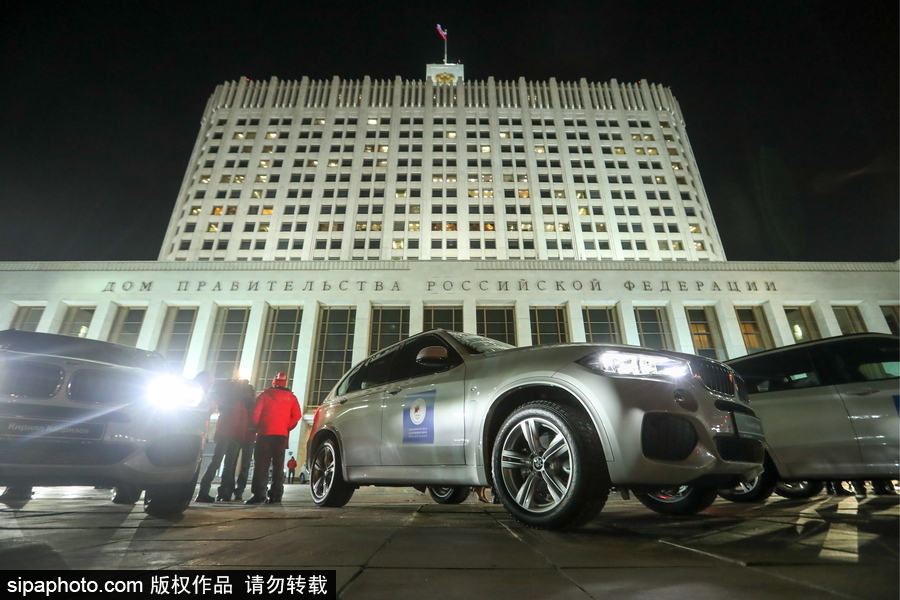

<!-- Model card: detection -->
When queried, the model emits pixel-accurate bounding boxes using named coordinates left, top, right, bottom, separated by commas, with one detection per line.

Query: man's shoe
left=266, top=498, right=282, bottom=504
left=0, top=486, right=34, bottom=501
left=195, top=492, right=215, bottom=503
left=244, top=496, right=265, bottom=505
left=233, top=494, right=243, bottom=502
left=216, top=495, right=232, bottom=502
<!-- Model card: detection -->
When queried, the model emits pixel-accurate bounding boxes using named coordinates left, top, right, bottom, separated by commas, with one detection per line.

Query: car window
left=339, top=345, right=399, bottom=395
left=389, top=334, right=462, bottom=381
left=730, top=348, right=820, bottom=394
left=812, top=337, right=900, bottom=384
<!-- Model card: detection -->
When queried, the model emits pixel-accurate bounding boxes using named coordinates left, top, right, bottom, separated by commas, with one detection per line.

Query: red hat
left=272, top=372, right=288, bottom=387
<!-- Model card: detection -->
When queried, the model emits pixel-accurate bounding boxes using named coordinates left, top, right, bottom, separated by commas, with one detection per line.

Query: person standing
left=230, top=380, right=258, bottom=502
left=286, top=455, right=298, bottom=484
left=244, top=373, right=301, bottom=505
left=196, top=378, right=243, bottom=503
left=216, top=379, right=256, bottom=501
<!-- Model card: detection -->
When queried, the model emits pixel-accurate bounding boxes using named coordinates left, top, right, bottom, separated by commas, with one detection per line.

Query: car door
left=380, top=333, right=467, bottom=466
left=814, top=337, right=900, bottom=476
left=331, top=345, right=399, bottom=468
left=736, top=347, right=862, bottom=479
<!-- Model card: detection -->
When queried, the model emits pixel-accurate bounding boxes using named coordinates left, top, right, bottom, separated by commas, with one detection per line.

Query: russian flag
left=436, top=24, right=447, bottom=40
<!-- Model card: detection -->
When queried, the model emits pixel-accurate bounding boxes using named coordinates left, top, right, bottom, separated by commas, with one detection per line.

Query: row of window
left=12, top=304, right=898, bottom=410
left=215, top=116, right=674, bottom=129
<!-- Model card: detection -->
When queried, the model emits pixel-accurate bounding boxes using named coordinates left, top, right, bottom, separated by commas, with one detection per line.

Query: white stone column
left=183, top=301, right=217, bottom=379
left=238, top=300, right=269, bottom=382
left=716, top=299, right=748, bottom=359
left=88, top=300, right=118, bottom=341
left=514, top=300, right=531, bottom=347
left=567, top=301, right=586, bottom=342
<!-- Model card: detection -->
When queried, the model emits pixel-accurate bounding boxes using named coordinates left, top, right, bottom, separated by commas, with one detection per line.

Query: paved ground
left=0, top=484, right=897, bottom=599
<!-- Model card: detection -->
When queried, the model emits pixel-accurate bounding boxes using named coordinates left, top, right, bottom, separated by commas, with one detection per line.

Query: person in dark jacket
left=244, top=373, right=301, bottom=505
left=230, top=381, right=258, bottom=502
left=196, top=379, right=245, bottom=503
left=216, top=379, right=256, bottom=501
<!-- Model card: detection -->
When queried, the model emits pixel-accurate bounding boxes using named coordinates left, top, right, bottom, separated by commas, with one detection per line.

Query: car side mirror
left=416, top=346, right=448, bottom=367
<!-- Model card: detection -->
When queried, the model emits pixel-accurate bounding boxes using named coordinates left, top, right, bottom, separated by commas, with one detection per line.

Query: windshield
left=445, top=331, right=515, bottom=354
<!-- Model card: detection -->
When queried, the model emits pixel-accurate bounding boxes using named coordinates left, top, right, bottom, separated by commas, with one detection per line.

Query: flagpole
left=444, top=34, right=448, bottom=64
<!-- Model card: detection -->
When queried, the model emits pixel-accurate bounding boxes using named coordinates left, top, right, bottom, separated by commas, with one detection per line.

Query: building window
left=10, top=306, right=43, bottom=332
left=206, top=307, right=250, bottom=380
left=59, top=306, right=95, bottom=338
left=156, top=307, right=197, bottom=373
left=735, top=307, right=774, bottom=354
left=784, top=306, right=821, bottom=342
left=370, top=307, right=410, bottom=352
left=477, top=306, right=516, bottom=346
left=309, top=307, right=356, bottom=408
left=833, top=305, right=866, bottom=335
left=530, top=307, right=568, bottom=346
left=254, top=307, right=303, bottom=392
left=109, top=307, right=146, bottom=347
left=634, top=307, right=674, bottom=350
left=685, top=307, right=726, bottom=360
left=424, top=306, right=463, bottom=332
left=582, top=307, right=621, bottom=344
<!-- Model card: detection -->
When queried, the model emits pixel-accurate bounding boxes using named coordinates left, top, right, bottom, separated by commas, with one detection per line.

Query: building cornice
left=0, top=260, right=896, bottom=273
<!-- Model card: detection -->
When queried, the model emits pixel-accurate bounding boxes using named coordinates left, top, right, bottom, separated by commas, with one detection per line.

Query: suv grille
left=0, top=361, right=65, bottom=398
left=691, top=359, right=742, bottom=399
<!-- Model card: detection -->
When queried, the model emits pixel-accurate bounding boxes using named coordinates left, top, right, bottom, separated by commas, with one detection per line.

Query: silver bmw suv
left=307, top=330, right=765, bottom=529
left=0, top=329, right=209, bottom=517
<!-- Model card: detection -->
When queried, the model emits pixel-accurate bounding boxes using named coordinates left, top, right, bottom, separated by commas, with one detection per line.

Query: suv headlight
left=578, top=350, right=690, bottom=379
left=146, top=375, right=205, bottom=410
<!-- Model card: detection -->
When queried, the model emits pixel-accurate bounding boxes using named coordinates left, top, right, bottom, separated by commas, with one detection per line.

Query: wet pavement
left=0, top=484, right=897, bottom=599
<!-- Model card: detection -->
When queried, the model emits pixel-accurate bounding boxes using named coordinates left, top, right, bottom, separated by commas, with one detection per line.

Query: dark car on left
left=0, top=329, right=209, bottom=517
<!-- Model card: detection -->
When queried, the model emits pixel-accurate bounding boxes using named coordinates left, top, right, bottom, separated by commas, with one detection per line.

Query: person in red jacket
left=244, top=372, right=301, bottom=505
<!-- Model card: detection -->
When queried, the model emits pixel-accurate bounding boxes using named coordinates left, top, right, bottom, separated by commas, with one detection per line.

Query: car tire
left=309, top=438, right=355, bottom=507
left=491, top=400, right=610, bottom=530
left=111, top=483, right=143, bottom=505
left=143, top=466, right=199, bottom=518
left=635, top=485, right=719, bottom=516
left=718, top=460, right=778, bottom=503
left=428, top=486, right=471, bottom=504
left=774, top=480, right=825, bottom=499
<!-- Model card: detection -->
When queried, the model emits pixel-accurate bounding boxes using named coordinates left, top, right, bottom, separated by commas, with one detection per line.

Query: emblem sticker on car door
left=403, top=390, right=435, bottom=444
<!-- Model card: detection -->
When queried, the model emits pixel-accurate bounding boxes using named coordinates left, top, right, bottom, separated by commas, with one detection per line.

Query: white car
left=0, top=330, right=209, bottom=517
left=717, top=333, right=899, bottom=502
left=307, top=330, right=765, bottom=529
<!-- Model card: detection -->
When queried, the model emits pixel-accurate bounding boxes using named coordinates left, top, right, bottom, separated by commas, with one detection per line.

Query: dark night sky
left=1, top=1, right=897, bottom=263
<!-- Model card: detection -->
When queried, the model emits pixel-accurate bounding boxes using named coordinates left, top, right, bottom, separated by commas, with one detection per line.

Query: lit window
left=378, top=145, right=389, bottom=153
left=689, top=224, right=701, bottom=234
left=255, top=174, right=268, bottom=183
left=694, top=241, right=706, bottom=251
left=408, top=221, right=420, bottom=231
left=647, top=148, right=659, bottom=155
left=367, top=118, right=378, bottom=125
left=207, top=223, right=219, bottom=232
left=314, top=118, right=326, bottom=125
left=234, top=175, right=245, bottom=183
left=535, top=146, right=545, bottom=153
left=521, top=222, right=533, bottom=231
left=211, top=206, right=223, bottom=215
left=614, top=147, right=626, bottom=154
left=447, top=131, right=457, bottom=138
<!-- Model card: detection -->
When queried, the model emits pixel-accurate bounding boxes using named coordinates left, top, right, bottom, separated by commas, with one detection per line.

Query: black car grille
left=691, top=359, right=744, bottom=399
left=714, top=436, right=764, bottom=463
left=0, top=439, right=136, bottom=466
left=0, top=361, right=65, bottom=398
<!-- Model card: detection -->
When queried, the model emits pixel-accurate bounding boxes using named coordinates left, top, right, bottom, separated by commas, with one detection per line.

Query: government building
left=2, top=65, right=898, bottom=457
